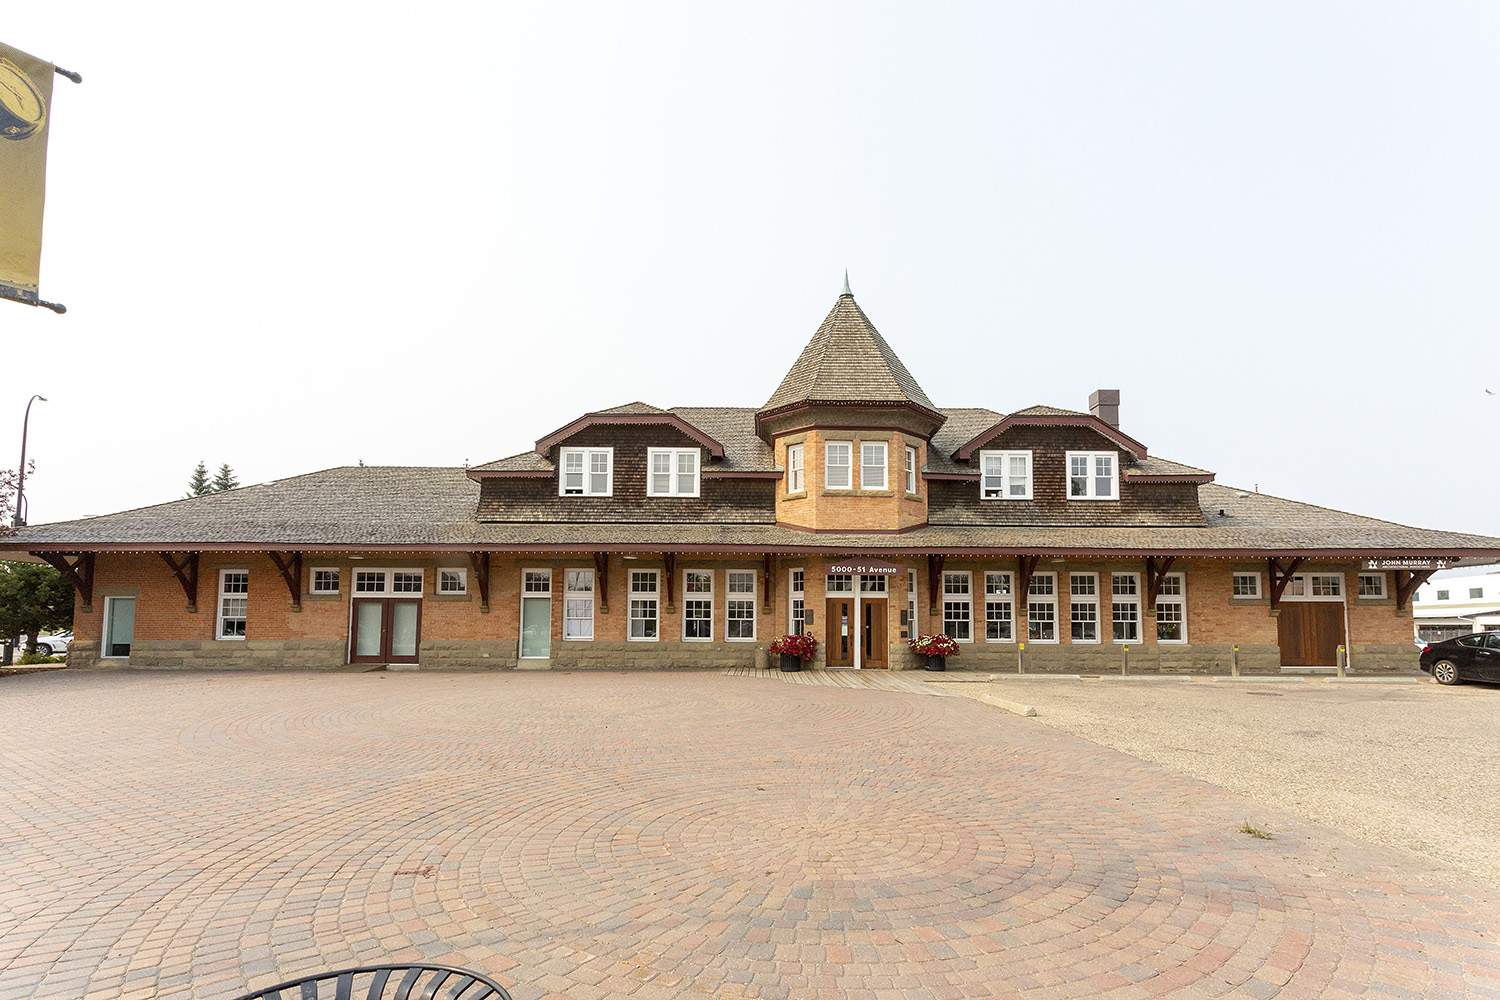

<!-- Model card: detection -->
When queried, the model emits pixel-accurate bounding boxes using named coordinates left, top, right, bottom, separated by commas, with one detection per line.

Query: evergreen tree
left=211, top=463, right=239, bottom=492
left=0, top=561, right=74, bottom=654
left=186, top=461, right=212, bottom=497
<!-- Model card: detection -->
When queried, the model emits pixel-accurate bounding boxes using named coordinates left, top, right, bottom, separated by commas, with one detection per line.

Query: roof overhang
left=1125, top=473, right=1216, bottom=485
left=754, top=399, right=948, bottom=442
left=534, top=411, right=725, bottom=458
left=465, top=468, right=551, bottom=481
left=954, top=413, right=1149, bottom=462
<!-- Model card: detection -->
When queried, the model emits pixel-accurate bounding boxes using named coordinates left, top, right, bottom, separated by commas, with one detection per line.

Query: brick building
left=9, top=285, right=1500, bottom=672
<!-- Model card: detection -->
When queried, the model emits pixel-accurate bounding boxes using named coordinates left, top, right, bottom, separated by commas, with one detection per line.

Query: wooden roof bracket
left=1016, top=554, right=1041, bottom=606
left=762, top=553, right=774, bottom=613
left=662, top=552, right=677, bottom=613
left=927, top=554, right=946, bottom=613
left=592, top=552, right=609, bottom=614
left=1267, top=557, right=1305, bottom=610
left=158, top=551, right=200, bottom=611
left=1393, top=568, right=1436, bottom=612
left=267, top=551, right=303, bottom=610
left=33, top=551, right=94, bottom=611
left=1144, top=556, right=1176, bottom=612
left=469, top=552, right=491, bottom=612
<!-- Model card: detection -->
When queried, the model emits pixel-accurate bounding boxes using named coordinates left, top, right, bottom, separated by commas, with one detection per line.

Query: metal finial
left=841, top=270, right=852, bottom=297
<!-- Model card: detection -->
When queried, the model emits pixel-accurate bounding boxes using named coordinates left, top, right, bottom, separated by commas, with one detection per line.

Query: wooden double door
left=1277, top=602, right=1344, bottom=667
left=825, top=597, right=887, bottom=669
left=350, top=598, right=422, bottom=665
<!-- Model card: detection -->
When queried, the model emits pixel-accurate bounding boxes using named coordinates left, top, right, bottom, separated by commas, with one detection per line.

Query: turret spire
left=841, top=269, right=852, bottom=297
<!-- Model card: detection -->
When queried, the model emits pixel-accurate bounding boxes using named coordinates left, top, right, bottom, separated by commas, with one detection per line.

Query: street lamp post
left=14, top=394, right=46, bottom=528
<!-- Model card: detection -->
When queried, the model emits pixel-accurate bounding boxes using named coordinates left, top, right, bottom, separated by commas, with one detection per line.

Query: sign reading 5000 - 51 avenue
left=0, top=42, right=55, bottom=306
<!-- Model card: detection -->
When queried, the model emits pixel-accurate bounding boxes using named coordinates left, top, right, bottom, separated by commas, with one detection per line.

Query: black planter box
left=779, top=653, right=803, bottom=672
left=925, top=654, right=947, bottom=671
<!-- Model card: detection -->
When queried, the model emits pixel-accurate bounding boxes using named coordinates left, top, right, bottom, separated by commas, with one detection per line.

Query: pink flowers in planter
left=770, top=633, right=819, bottom=660
left=908, top=633, right=960, bottom=658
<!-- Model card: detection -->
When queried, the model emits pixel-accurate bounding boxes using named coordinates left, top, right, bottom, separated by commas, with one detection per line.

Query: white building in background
left=1414, top=566, right=1500, bottom=642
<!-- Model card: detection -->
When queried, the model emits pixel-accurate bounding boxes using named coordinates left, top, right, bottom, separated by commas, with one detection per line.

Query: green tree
left=0, top=562, right=74, bottom=654
left=187, top=460, right=212, bottom=497
left=211, top=463, right=239, bottom=492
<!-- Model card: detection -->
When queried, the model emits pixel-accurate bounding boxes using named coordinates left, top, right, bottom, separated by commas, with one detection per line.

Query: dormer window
left=980, top=450, right=1031, bottom=500
left=560, top=447, right=613, bottom=496
left=1067, top=452, right=1117, bottom=500
left=648, top=448, right=700, bottom=497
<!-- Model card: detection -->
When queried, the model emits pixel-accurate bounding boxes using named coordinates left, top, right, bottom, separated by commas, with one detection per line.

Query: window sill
left=647, top=493, right=702, bottom=499
left=304, top=592, right=343, bottom=601
left=1068, top=496, right=1119, bottom=502
left=430, top=592, right=470, bottom=602
left=683, top=637, right=713, bottom=643
left=1025, top=638, right=1060, bottom=645
left=726, top=637, right=756, bottom=643
left=981, top=496, right=1033, bottom=502
left=216, top=636, right=246, bottom=642
left=783, top=490, right=807, bottom=500
left=821, top=489, right=896, bottom=498
left=563, top=636, right=594, bottom=642
left=1070, top=638, right=1102, bottom=645
left=627, top=636, right=659, bottom=642
left=983, top=637, right=1016, bottom=644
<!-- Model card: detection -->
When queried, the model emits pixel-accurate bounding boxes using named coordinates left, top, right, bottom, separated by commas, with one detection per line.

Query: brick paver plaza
left=2, top=670, right=1498, bottom=1000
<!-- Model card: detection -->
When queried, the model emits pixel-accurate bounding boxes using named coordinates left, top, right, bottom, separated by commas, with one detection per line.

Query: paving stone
left=0, top=669, right=1497, bottom=999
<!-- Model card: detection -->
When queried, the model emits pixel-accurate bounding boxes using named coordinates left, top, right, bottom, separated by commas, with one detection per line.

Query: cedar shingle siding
left=478, top=424, right=775, bottom=524
left=928, top=425, right=1206, bottom=527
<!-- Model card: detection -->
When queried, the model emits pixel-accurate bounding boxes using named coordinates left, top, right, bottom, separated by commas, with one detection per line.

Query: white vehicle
left=35, top=631, right=71, bottom=656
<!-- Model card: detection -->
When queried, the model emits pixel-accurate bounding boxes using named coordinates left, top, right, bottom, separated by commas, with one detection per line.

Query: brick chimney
left=1089, top=389, right=1120, bottom=428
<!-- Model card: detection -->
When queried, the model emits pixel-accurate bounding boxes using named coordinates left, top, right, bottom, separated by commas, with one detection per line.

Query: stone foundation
left=69, top=639, right=348, bottom=670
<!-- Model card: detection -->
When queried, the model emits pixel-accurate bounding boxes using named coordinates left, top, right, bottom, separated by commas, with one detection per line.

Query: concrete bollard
left=1018, top=641, right=1025, bottom=674
left=1231, top=644, right=1240, bottom=678
left=1121, top=645, right=1129, bottom=676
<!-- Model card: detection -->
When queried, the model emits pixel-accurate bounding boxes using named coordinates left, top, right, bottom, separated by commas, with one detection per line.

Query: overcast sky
left=4, top=2, right=1498, bottom=538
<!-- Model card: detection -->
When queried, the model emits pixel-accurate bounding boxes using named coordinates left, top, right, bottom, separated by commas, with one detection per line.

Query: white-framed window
left=786, top=444, right=804, bottom=493
left=683, top=570, right=714, bottom=641
left=980, top=450, right=1032, bottom=500
left=726, top=570, right=756, bottom=641
left=1027, top=572, right=1057, bottom=642
left=825, top=573, right=853, bottom=594
left=1112, top=573, right=1140, bottom=643
left=942, top=572, right=972, bottom=641
left=355, top=570, right=387, bottom=594
left=860, top=575, right=887, bottom=593
left=647, top=448, right=700, bottom=497
left=825, top=442, right=852, bottom=489
left=1310, top=574, right=1343, bottom=598
left=310, top=568, right=340, bottom=594
left=1069, top=573, right=1099, bottom=643
left=629, top=571, right=658, bottom=640
left=437, top=568, right=467, bottom=594
left=522, top=569, right=551, bottom=594
left=564, top=569, right=594, bottom=639
left=391, top=571, right=423, bottom=594
left=1156, top=573, right=1186, bottom=643
left=218, top=569, right=248, bottom=640
left=790, top=569, right=806, bottom=635
left=905, top=446, right=917, bottom=494
left=861, top=441, right=888, bottom=490
left=1067, top=451, right=1118, bottom=500
left=1357, top=573, right=1387, bottom=599
left=985, top=572, right=1013, bottom=642
left=559, top=447, right=613, bottom=496
left=1232, top=573, right=1261, bottom=599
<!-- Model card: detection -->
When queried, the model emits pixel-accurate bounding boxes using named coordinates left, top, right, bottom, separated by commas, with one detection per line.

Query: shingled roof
left=760, top=291, right=939, bottom=416
left=7, top=466, right=1500, bottom=558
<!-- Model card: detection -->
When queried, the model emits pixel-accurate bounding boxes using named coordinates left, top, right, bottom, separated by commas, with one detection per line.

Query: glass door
left=104, top=597, right=135, bottom=658
left=520, top=570, right=552, bottom=660
left=349, top=598, right=422, bottom=665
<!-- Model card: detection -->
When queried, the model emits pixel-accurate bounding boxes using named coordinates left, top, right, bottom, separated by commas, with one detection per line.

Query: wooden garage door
left=1277, top=602, right=1344, bottom=667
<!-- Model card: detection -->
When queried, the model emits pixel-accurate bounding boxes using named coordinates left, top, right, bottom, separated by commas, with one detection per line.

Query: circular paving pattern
left=0, top=669, right=1497, bottom=1000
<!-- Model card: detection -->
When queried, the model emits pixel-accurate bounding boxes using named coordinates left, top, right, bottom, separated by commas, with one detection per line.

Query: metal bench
left=228, top=963, right=512, bottom=1000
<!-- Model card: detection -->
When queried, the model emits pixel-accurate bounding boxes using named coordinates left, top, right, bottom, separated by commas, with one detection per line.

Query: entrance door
left=1277, top=602, right=1344, bottom=667
left=861, top=600, right=888, bottom=668
left=350, top=598, right=422, bottom=665
left=520, top=595, right=551, bottom=659
left=826, top=597, right=854, bottom=668
left=104, top=596, right=135, bottom=658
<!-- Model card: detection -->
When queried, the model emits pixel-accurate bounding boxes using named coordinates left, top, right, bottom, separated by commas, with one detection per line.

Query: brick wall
left=774, top=430, right=927, bottom=532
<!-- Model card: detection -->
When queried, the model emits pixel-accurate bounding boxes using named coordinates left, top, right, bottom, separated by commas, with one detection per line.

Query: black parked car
left=1419, top=632, right=1500, bottom=685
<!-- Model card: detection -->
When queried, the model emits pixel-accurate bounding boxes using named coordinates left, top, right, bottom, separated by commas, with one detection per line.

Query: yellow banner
left=0, top=41, right=54, bottom=306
